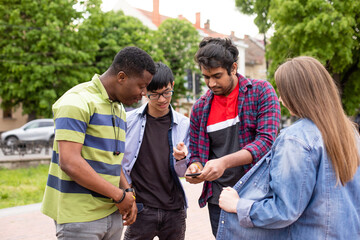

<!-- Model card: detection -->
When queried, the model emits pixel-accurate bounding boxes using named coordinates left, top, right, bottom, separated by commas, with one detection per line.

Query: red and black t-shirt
left=206, top=82, right=245, bottom=204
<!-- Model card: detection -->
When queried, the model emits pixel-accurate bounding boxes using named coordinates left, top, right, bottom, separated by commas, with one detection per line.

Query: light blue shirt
left=122, top=103, right=190, bottom=206
left=217, top=118, right=360, bottom=240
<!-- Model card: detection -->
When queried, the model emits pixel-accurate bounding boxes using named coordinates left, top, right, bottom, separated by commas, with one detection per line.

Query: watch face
left=126, top=188, right=136, bottom=196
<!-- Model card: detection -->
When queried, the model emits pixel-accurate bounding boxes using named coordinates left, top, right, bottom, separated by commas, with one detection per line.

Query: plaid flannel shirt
left=189, top=74, right=281, bottom=208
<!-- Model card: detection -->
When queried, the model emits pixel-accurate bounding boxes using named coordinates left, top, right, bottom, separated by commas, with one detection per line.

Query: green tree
left=94, top=10, right=164, bottom=75
left=236, top=0, right=272, bottom=35
left=155, top=19, right=200, bottom=101
left=235, top=0, right=360, bottom=116
left=235, top=0, right=271, bottom=69
left=0, top=0, right=103, bottom=120
left=267, top=0, right=360, bottom=115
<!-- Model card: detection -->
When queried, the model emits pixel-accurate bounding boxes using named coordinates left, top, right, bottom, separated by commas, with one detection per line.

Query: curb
left=0, top=203, right=41, bottom=218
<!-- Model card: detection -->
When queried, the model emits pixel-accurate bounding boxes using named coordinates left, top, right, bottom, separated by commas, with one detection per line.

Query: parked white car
left=1, top=119, right=55, bottom=146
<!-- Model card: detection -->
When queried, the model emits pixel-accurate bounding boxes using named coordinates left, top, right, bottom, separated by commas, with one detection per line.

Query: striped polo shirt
left=41, top=74, right=126, bottom=224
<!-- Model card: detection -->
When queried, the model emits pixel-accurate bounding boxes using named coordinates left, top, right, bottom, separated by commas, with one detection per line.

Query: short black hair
left=146, top=62, right=174, bottom=92
left=195, top=37, right=238, bottom=75
left=110, top=46, right=156, bottom=77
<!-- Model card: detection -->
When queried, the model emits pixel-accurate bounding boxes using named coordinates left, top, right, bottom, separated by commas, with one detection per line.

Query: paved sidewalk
left=0, top=180, right=214, bottom=240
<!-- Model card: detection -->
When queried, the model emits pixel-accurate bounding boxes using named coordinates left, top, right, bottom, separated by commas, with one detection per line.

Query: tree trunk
left=27, top=111, right=37, bottom=122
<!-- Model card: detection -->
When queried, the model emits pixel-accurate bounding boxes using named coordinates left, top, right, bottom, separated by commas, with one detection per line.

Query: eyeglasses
left=147, top=90, right=174, bottom=100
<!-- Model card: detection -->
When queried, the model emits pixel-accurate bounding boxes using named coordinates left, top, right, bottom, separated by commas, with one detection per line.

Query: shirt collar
left=136, top=103, right=179, bottom=125
left=92, top=74, right=110, bottom=102
left=237, top=73, right=252, bottom=92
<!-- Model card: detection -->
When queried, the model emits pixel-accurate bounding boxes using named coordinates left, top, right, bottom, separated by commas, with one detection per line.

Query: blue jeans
left=207, top=202, right=221, bottom=237
left=55, top=211, right=123, bottom=240
left=124, top=204, right=186, bottom=240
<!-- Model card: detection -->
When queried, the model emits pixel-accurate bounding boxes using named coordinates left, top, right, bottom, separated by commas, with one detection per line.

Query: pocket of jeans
left=136, top=203, right=144, bottom=213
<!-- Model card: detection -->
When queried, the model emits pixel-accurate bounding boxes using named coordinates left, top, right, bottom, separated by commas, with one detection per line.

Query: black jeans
left=207, top=202, right=222, bottom=237
left=124, top=204, right=186, bottom=240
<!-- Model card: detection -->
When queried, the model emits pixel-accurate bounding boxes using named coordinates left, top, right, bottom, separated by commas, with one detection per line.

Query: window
left=39, top=122, right=54, bottom=127
left=3, top=108, right=12, bottom=118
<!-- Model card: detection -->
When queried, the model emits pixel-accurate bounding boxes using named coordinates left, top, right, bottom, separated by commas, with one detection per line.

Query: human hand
left=219, top=187, right=240, bottom=213
left=201, top=159, right=226, bottom=181
left=122, top=201, right=137, bottom=226
left=185, top=162, right=204, bottom=184
left=115, top=191, right=135, bottom=215
left=173, top=142, right=188, bottom=160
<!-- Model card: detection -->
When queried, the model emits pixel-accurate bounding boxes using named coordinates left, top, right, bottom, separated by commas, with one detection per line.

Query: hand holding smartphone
left=185, top=172, right=201, bottom=178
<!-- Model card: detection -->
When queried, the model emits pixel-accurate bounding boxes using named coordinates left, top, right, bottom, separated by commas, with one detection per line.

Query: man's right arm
left=185, top=103, right=206, bottom=183
left=58, top=140, right=134, bottom=214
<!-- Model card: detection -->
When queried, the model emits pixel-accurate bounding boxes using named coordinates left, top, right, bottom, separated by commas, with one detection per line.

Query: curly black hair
left=195, top=37, right=238, bottom=75
left=110, top=46, right=156, bottom=77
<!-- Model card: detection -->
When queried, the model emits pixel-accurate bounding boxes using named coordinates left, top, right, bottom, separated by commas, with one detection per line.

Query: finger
left=183, top=146, right=188, bottom=156
left=177, top=142, right=184, bottom=149
left=200, top=166, right=210, bottom=177
left=189, top=165, right=198, bottom=174
left=124, top=216, right=136, bottom=226
left=173, top=147, right=180, bottom=154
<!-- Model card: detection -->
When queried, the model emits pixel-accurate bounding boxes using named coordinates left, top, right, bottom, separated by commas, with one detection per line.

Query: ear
left=172, top=81, right=175, bottom=88
left=231, top=62, right=238, bottom=75
left=116, top=71, right=127, bottom=84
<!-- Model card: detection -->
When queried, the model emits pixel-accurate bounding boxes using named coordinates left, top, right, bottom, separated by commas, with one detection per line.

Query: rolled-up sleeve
left=243, top=81, right=281, bottom=163
left=237, top=198, right=255, bottom=227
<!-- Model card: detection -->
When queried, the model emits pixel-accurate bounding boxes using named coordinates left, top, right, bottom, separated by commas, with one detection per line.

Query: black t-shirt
left=130, top=111, right=184, bottom=210
left=207, top=123, right=244, bottom=205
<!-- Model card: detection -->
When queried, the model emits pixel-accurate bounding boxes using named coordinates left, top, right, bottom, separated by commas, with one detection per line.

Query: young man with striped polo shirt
left=184, top=37, right=281, bottom=237
left=41, top=47, right=156, bottom=239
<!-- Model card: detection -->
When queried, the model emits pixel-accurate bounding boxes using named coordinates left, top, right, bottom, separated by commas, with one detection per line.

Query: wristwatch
left=125, top=188, right=136, bottom=197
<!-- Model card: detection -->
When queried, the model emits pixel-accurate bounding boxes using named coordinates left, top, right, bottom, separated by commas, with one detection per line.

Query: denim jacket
left=217, top=118, right=360, bottom=240
left=122, top=103, right=190, bottom=207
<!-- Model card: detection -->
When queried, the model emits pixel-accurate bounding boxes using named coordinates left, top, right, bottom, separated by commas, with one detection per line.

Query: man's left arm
left=119, top=166, right=137, bottom=226
left=200, top=82, right=280, bottom=182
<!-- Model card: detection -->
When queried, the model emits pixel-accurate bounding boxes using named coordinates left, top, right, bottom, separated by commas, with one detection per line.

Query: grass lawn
left=0, top=164, right=49, bottom=209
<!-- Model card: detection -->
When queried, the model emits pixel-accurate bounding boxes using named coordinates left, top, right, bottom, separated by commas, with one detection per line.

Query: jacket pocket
left=240, top=156, right=272, bottom=200
left=252, top=157, right=271, bottom=193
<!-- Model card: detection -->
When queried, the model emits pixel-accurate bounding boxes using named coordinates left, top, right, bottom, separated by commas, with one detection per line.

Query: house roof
left=136, top=8, right=171, bottom=27
left=243, top=35, right=265, bottom=65
left=109, top=0, right=158, bottom=30
left=110, top=0, right=265, bottom=65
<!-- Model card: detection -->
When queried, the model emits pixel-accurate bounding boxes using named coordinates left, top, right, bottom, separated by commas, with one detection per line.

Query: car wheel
left=5, top=136, right=19, bottom=146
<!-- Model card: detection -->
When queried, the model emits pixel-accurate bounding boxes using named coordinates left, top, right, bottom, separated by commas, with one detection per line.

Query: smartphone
left=186, top=173, right=201, bottom=177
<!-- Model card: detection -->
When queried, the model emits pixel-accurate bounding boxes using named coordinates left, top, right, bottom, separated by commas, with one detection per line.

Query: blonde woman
left=217, top=56, right=360, bottom=240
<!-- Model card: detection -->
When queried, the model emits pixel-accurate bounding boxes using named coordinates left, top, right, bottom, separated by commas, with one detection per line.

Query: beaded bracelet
left=113, top=189, right=126, bottom=204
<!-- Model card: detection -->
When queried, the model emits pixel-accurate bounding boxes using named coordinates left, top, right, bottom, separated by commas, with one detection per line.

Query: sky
left=101, top=0, right=260, bottom=38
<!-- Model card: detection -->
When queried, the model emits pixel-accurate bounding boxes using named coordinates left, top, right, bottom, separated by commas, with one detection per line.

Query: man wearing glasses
left=122, top=62, right=190, bottom=240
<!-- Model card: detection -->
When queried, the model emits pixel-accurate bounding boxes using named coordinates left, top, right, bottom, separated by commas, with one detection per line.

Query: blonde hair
left=275, top=56, right=360, bottom=185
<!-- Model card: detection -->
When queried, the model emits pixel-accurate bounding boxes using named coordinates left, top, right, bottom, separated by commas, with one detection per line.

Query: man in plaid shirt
left=184, top=37, right=281, bottom=237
